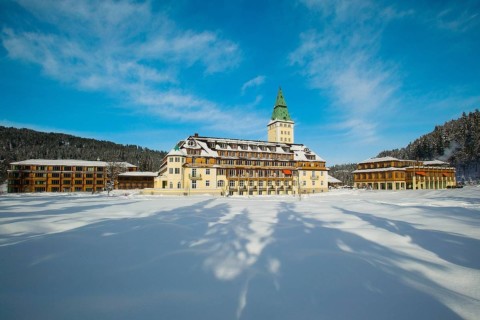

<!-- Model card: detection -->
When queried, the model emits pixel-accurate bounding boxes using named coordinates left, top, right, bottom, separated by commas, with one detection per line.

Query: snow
left=1, top=188, right=480, bottom=319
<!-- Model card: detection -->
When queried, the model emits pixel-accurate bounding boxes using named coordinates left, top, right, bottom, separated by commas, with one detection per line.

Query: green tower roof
left=271, top=87, right=292, bottom=121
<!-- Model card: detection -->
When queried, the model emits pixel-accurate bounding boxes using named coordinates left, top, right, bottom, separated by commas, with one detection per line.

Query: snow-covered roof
left=166, top=148, right=187, bottom=157
left=328, top=175, right=342, bottom=183
left=10, top=159, right=137, bottom=168
left=423, top=160, right=449, bottom=166
left=358, top=156, right=401, bottom=164
left=119, top=172, right=158, bottom=177
left=353, top=167, right=406, bottom=173
left=170, top=135, right=326, bottom=163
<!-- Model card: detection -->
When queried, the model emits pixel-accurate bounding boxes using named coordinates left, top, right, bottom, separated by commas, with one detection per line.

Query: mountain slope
left=0, top=126, right=167, bottom=182
left=377, top=110, right=480, bottom=181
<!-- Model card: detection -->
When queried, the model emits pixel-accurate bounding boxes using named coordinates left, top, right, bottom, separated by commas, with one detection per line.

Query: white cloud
left=241, top=76, right=266, bottom=94
left=291, top=1, right=401, bottom=143
left=1, top=0, right=254, bottom=135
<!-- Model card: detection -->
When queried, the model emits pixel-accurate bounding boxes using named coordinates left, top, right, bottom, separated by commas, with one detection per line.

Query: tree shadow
left=0, top=198, right=245, bottom=320
left=238, top=201, right=463, bottom=320
left=338, top=206, right=480, bottom=269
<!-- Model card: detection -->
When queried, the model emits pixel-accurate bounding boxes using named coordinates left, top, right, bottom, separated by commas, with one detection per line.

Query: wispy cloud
left=291, top=0, right=404, bottom=144
left=1, top=0, right=258, bottom=135
left=434, top=5, right=480, bottom=33
left=241, top=75, right=265, bottom=94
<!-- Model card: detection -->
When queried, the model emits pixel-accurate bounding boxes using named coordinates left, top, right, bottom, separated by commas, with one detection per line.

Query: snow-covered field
left=1, top=188, right=479, bottom=320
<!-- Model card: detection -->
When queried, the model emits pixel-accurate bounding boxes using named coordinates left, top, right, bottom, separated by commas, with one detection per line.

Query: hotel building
left=7, top=159, right=137, bottom=193
left=353, top=157, right=456, bottom=190
left=147, top=88, right=328, bottom=196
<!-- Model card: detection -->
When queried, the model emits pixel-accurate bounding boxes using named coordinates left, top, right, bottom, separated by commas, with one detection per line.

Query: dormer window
left=187, top=140, right=196, bottom=147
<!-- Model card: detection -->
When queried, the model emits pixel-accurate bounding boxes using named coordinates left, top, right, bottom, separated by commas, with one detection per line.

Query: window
left=239, top=180, right=244, bottom=187
left=53, top=166, right=61, bottom=171
left=63, top=180, right=71, bottom=185
left=206, top=169, right=210, bottom=175
left=52, top=173, right=60, bottom=178
left=177, top=182, right=181, bottom=189
left=75, top=173, right=82, bottom=178
left=229, top=180, right=235, bottom=187
left=75, top=166, right=83, bottom=171
left=175, top=168, right=180, bottom=174
left=206, top=180, right=210, bottom=187
left=97, top=174, right=103, bottom=178
left=87, top=167, right=94, bottom=172
left=303, top=181, right=306, bottom=186
left=75, top=187, right=82, bottom=191
left=218, top=180, right=224, bottom=187
left=169, top=158, right=173, bottom=162
left=192, top=181, right=197, bottom=189
left=249, top=180, right=254, bottom=187
left=169, top=168, right=173, bottom=174
left=75, top=180, right=82, bottom=185
left=218, top=169, right=226, bottom=175
left=52, top=180, right=60, bottom=185
left=35, top=173, right=46, bottom=178
left=175, top=157, right=180, bottom=162
left=259, top=181, right=263, bottom=187
left=96, top=180, right=103, bottom=185
left=86, top=180, right=93, bottom=185
left=192, top=168, right=197, bottom=177
left=86, top=174, right=93, bottom=178
left=64, top=166, right=72, bottom=171
left=170, top=182, right=173, bottom=189
left=38, top=166, right=46, bottom=171
left=312, top=181, right=315, bottom=186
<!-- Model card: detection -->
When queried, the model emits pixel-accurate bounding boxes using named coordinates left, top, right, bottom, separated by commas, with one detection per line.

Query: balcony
left=188, top=174, right=203, bottom=180
left=310, top=176, right=319, bottom=180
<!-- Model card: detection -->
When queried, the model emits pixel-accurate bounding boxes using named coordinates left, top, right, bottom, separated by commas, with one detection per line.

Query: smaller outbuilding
left=328, top=175, right=342, bottom=188
left=117, top=172, right=158, bottom=190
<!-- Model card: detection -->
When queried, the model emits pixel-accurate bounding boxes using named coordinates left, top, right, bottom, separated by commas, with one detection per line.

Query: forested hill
left=0, top=126, right=168, bottom=182
left=377, top=110, right=480, bottom=181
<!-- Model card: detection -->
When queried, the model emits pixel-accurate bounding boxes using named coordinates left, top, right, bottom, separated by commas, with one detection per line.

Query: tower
left=267, top=87, right=294, bottom=144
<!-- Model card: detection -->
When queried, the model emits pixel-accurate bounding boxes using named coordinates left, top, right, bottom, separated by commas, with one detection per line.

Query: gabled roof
left=167, top=134, right=326, bottom=162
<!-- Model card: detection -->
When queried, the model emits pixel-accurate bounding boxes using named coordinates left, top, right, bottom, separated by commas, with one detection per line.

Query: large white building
left=145, top=88, right=328, bottom=196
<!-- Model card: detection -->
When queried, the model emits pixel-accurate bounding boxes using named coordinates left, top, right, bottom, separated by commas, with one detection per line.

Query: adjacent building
left=147, top=88, right=328, bottom=196
left=117, top=171, right=158, bottom=189
left=7, top=159, right=137, bottom=193
left=353, top=157, right=456, bottom=190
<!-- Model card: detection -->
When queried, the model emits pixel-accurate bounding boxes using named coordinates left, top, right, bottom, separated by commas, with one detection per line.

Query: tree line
left=0, top=126, right=167, bottom=182
left=377, top=109, right=480, bottom=181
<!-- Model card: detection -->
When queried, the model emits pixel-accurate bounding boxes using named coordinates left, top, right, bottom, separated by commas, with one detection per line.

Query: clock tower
left=267, top=87, right=294, bottom=144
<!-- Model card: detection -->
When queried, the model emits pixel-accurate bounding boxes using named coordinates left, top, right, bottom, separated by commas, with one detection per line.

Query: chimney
left=194, top=133, right=199, bottom=137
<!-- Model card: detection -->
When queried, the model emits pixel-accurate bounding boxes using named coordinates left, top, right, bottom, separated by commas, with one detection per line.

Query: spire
left=271, top=87, right=292, bottom=121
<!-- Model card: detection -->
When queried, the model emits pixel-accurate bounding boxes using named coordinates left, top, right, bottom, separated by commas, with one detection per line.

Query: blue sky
left=1, top=0, right=479, bottom=165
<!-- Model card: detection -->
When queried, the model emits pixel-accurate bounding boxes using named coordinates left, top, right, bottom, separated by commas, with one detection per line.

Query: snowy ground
left=0, top=188, right=479, bottom=320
